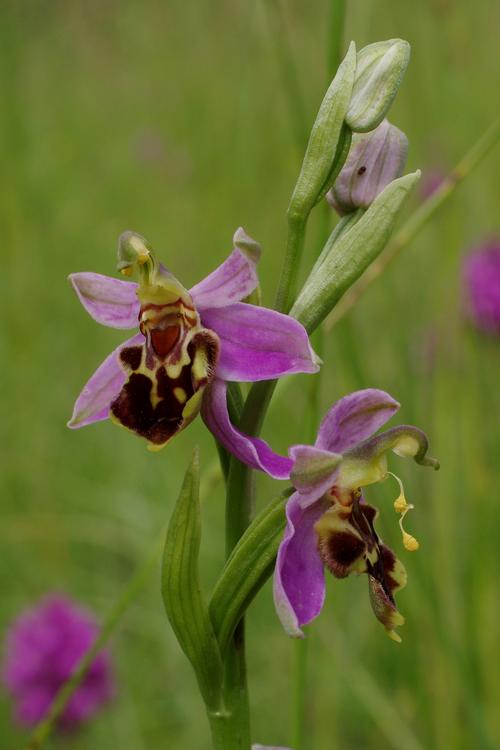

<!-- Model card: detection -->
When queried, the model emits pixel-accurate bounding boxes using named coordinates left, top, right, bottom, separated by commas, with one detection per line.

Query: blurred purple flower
left=273, top=390, right=439, bottom=642
left=253, top=745, right=292, bottom=749
left=3, top=596, right=114, bottom=730
left=463, top=238, right=500, bottom=334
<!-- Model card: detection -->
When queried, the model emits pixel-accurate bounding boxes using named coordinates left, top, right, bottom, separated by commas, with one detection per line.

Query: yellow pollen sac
left=173, top=387, right=187, bottom=404
left=398, top=508, right=419, bottom=552
left=120, top=266, right=134, bottom=277
left=402, top=531, right=420, bottom=552
left=393, top=494, right=409, bottom=513
left=387, top=472, right=420, bottom=553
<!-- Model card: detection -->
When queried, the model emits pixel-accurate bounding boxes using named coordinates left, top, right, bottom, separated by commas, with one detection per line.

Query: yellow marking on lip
left=173, top=387, right=187, bottom=404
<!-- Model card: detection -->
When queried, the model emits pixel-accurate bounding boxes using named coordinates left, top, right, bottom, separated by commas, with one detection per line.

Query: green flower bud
left=291, top=170, right=421, bottom=333
left=327, top=119, right=408, bottom=214
left=289, top=42, right=356, bottom=218
left=346, top=39, right=410, bottom=133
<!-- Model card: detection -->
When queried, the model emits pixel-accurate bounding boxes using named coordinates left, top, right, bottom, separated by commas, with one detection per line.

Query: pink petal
left=201, top=303, right=320, bottom=382
left=316, top=389, right=400, bottom=454
left=68, top=334, right=143, bottom=428
left=69, top=273, right=139, bottom=329
left=189, top=228, right=260, bottom=310
left=201, top=379, right=292, bottom=480
left=273, top=492, right=328, bottom=637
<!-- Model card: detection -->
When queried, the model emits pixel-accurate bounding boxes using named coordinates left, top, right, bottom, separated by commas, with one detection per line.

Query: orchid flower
left=68, top=229, right=319, bottom=478
left=274, top=389, right=439, bottom=642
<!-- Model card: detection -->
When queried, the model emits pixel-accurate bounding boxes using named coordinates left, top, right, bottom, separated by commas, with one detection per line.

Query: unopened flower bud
left=327, top=119, right=408, bottom=214
left=346, top=39, right=410, bottom=133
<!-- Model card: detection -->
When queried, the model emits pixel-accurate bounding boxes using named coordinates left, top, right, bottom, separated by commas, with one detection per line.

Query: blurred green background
left=1, top=1, right=499, bottom=748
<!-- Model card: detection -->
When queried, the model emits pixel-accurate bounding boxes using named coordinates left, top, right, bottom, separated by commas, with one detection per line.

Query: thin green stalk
left=230, top=214, right=308, bottom=467
left=218, top=407, right=256, bottom=749
left=25, top=535, right=165, bottom=750
left=324, top=114, right=500, bottom=330
left=275, top=213, right=308, bottom=314
left=291, top=215, right=329, bottom=750
left=218, top=8, right=349, bottom=744
left=292, top=637, right=309, bottom=750
left=217, top=382, right=246, bottom=480
left=291, top=5, right=346, bottom=741
left=218, top=8, right=313, bottom=743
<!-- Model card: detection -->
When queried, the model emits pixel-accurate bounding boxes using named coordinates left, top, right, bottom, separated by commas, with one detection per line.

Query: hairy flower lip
left=68, top=230, right=318, bottom=477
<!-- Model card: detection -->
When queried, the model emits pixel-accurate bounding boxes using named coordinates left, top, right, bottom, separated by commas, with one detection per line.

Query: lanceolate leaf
left=209, top=491, right=292, bottom=655
left=161, top=449, right=223, bottom=711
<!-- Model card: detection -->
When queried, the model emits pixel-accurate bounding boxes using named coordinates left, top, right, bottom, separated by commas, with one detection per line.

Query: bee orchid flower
left=68, top=229, right=319, bottom=479
left=273, top=389, right=439, bottom=641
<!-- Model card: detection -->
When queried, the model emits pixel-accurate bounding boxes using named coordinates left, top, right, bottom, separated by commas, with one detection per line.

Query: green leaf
left=161, top=448, right=223, bottom=711
left=291, top=170, right=421, bottom=333
left=210, top=490, right=291, bottom=655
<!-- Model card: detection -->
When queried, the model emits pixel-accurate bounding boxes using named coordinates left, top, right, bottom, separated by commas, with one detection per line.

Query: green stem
left=324, top=114, right=500, bottom=330
left=292, top=637, right=309, bottom=750
left=25, top=535, right=165, bottom=750
left=220, top=114, right=308, bottom=749
left=275, top=213, right=308, bottom=314
left=292, top=5, right=345, bottom=743
left=207, top=658, right=249, bottom=750
left=217, top=426, right=255, bottom=749
left=217, top=383, right=245, bottom=480
left=214, top=8, right=348, bottom=747
left=222, top=463, right=252, bottom=747
left=231, top=215, right=308, bottom=465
